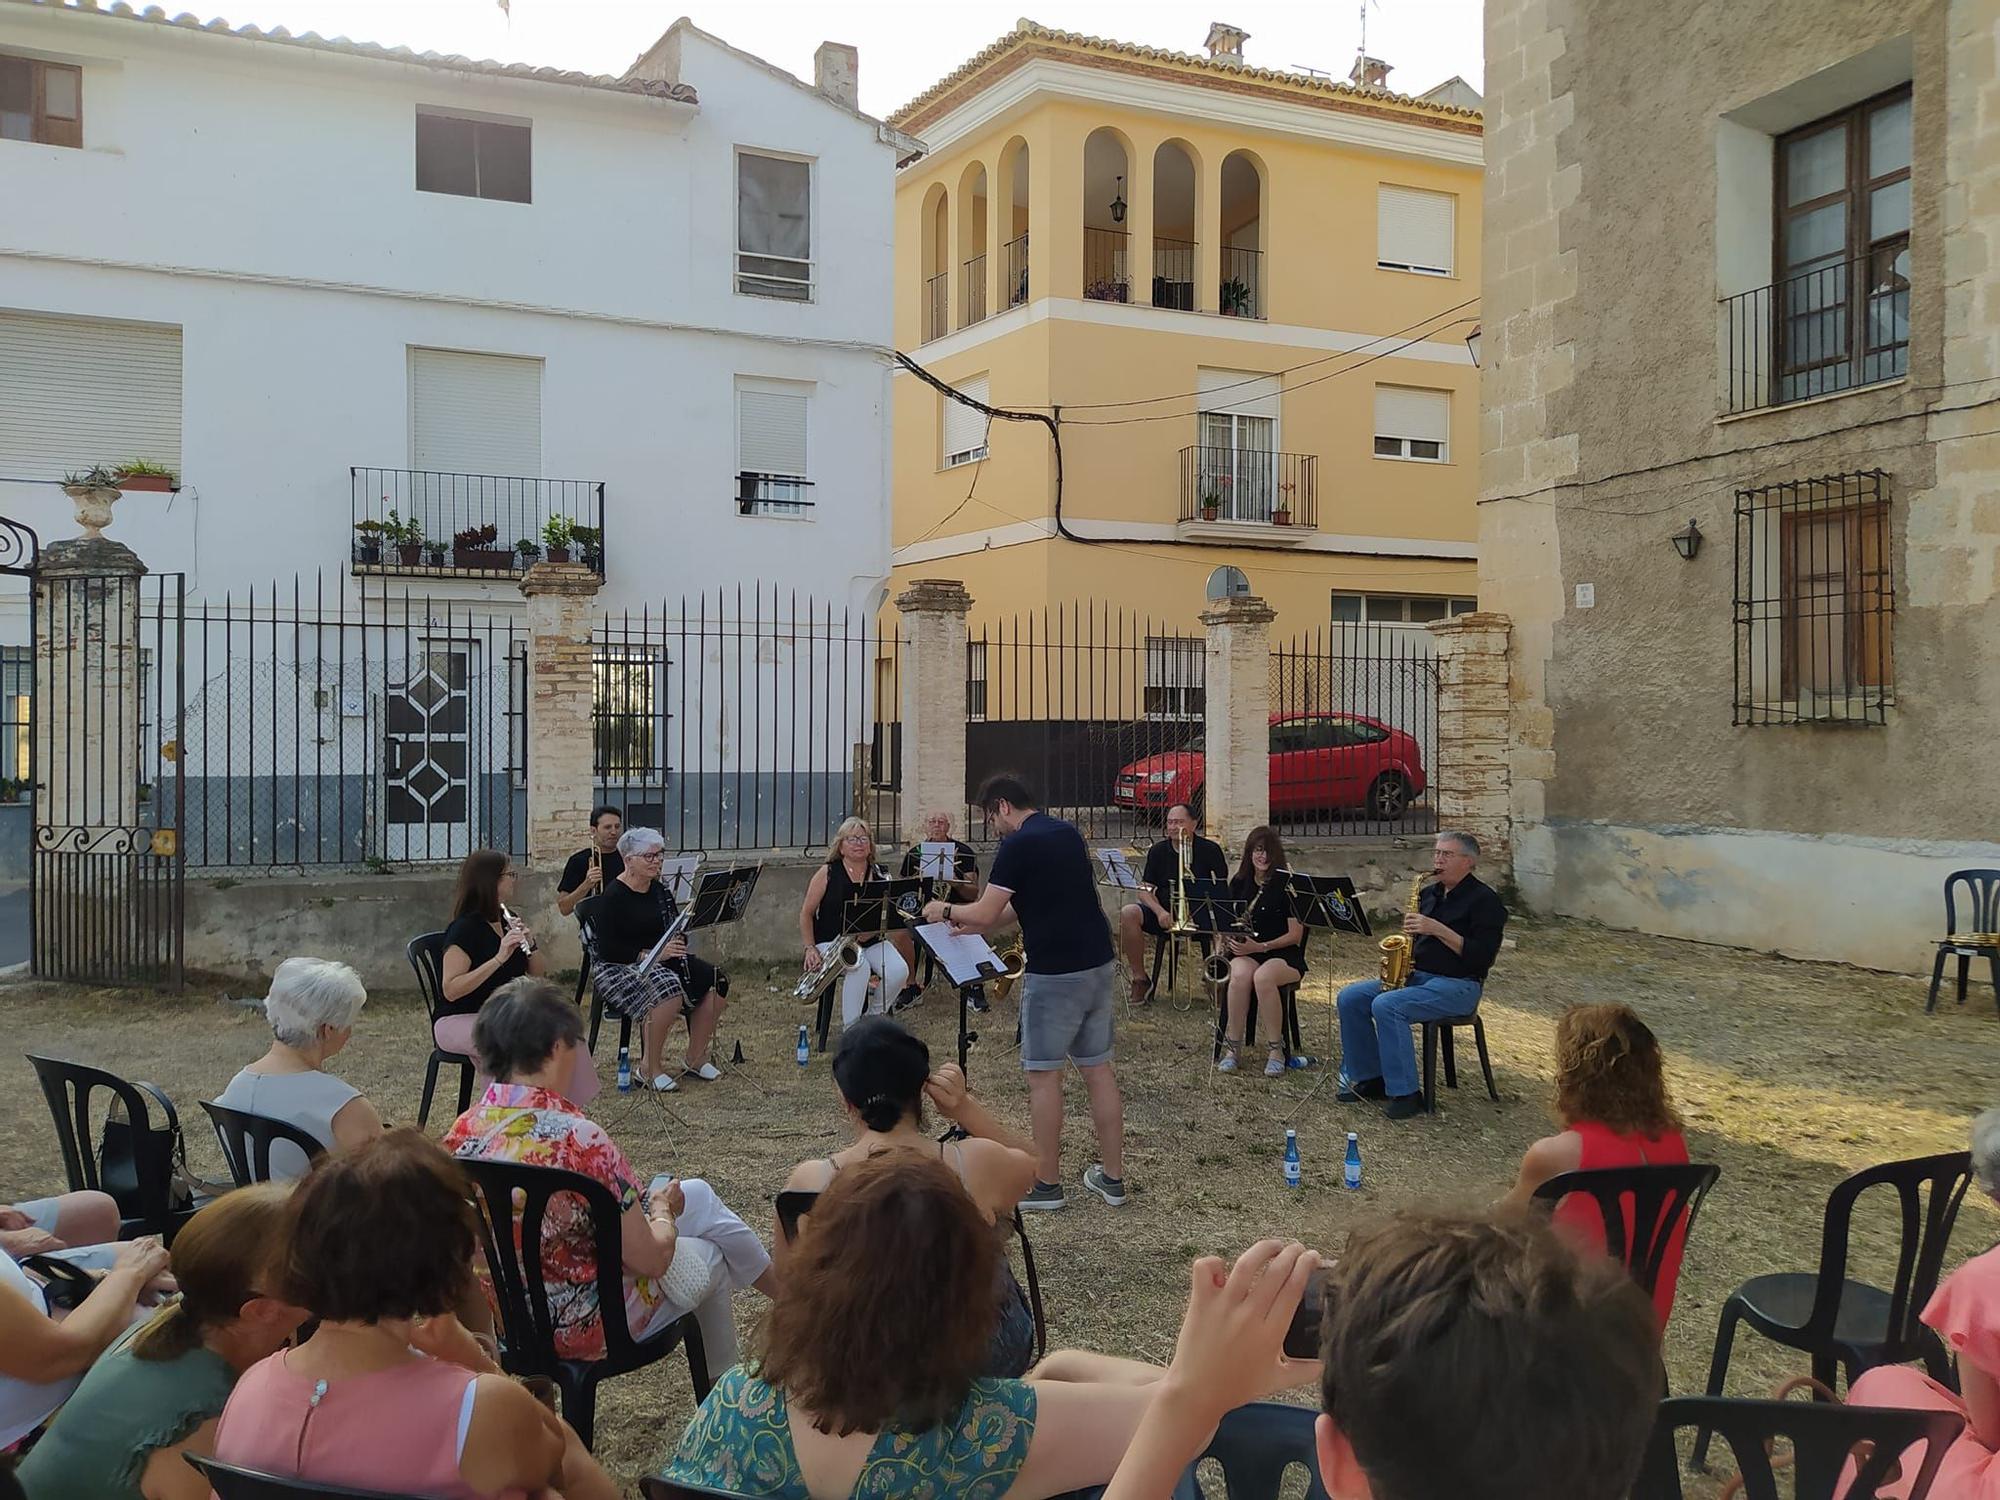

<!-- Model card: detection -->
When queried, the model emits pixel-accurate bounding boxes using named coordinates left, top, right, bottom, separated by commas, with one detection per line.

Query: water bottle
left=1343, top=1131, right=1362, bottom=1191
left=616, top=1045, right=632, bottom=1093
left=795, top=1025, right=810, bottom=1067
left=1283, top=1128, right=1301, bottom=1191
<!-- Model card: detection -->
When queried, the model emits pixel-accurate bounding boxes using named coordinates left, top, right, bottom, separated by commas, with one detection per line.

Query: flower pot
left=61, top=483, right=122, bottom=539
left=114, top=473, right=176, bottom=493
left=456, top=548, right=513, bottom=571
left=396, top=544, right=422, bottom=567
left=1272, top=509, right=1291, bottom=527
left=1200, top=507, right=1220, bottom=522
left=546, top=546, right=572, bottom=564
left=356, top=541, right=383, bottom=565
left=425, top=548, right=446, bottom=568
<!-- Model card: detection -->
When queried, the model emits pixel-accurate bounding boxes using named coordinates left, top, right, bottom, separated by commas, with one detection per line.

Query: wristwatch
left=944, top=904, right=952, bottom=922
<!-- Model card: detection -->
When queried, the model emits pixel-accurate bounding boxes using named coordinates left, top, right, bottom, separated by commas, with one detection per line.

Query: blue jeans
left=1337, top=972, right=1485, bottom=1098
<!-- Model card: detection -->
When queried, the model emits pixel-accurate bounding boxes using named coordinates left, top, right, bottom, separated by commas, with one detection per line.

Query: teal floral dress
left=663, top=1366, right=1038, bottom=1500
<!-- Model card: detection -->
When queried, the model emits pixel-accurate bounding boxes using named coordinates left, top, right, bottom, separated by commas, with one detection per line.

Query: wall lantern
left=1671, top=518, right=1704, bottom=561
left=1110, top=174, right=1127, bottom=224
left=1465, top=323, right=1481, bottom=368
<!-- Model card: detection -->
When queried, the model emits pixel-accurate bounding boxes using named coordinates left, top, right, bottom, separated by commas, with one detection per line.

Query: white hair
left=1974, top=1108, right=2000, bottom=1200
left=265, top=957, right=368, bottom=1048
left=1439, top=830, right=1481, bottom=859
left=616, top=826, right=667, bottom=860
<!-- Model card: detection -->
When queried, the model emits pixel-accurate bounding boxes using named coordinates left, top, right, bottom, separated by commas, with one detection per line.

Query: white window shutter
left=1374, top=385, right=1451, bottom=443
left=942, top=374, right=990, bottom=461
left=0, top=312, right=182, bottom=478
left=1195, top=368, right=1281, bottom=419
left=1377, top=185, right=1456, bottom=274
left=738, top=388, right=809, bottom=476
left=410, top=349, right=542, bottom=476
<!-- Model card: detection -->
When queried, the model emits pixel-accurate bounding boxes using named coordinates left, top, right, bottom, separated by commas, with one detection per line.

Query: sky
left=178, top=0, right=1484, bottom=119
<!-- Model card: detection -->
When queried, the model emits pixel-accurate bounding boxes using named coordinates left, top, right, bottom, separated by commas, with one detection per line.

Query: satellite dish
left=1206, top=566, right=1251, bottom=601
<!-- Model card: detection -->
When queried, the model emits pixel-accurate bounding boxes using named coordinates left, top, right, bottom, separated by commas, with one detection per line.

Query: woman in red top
left=1504, top=1003, right=1691, bottom=1327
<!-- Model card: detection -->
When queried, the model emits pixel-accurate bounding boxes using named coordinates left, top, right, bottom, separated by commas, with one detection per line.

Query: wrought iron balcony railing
left=1179, top=447, right=1318, bottom=528
left=351, top=468, right=605, bottom=577
left=1721, top=245, right=1910, bottom=415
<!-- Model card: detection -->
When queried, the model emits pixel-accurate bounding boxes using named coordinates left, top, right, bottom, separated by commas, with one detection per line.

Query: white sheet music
left=918, top=842, right=957, bottom=880
left=660, top=855, right=699, bottom=904
left=1096, top=848, right=1142, bottom=890
left=915, top=922, right=1003, bottom=986
left=636, top=910, right=692, bottom=974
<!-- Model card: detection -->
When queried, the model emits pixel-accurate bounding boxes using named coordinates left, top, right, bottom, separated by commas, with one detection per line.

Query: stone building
left=1479, top=0, right=2000, bottom=970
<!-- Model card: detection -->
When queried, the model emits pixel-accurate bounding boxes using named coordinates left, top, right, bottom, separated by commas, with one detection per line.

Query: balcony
left=351, top=468, right=605, bottom=579
left=963, top=253, right=988, bottom=326
left=1083, top=227, right=1130, bottom=302
left=1721, top=246, right=1910, bottom=416
left=1177, top=447, right=1318, bottom=544
left=1004, top=234, right=1029, bottom=308
left=923, top=272, right=948, bottom=342
left=1220, top=246, right=1264, bottom=320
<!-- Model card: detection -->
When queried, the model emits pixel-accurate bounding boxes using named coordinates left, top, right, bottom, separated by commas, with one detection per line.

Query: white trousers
left=638, top=1177, right=772, bottom=1374
left=819, top=938, right=908, bottom=1028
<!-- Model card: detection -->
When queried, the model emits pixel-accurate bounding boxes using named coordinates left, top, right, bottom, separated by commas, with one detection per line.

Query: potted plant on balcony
left=1084, top=278, right=1129, bottom=304
left=452, top=522, right=509, bottom=571
left=571, top=524, right=603, bottom=572
left=111, top=459, right=180, bottom=493
left=423, top=534, right=447, bottom=568
left=1272, top=479, right=1295, bottom=527
left=383, top=508, right=424, bottom=567
left=1199, top=487, right=1222, bottom=522
left=514, top=538, right=541, bottom=568
left=353, top=518, right=387, bottom=565
left=1219, top=278, right=1253, bottom=318
left=541, top=515, right=575, bottom=565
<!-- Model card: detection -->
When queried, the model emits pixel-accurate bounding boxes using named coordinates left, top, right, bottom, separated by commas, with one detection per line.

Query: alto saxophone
left=1378, top=874, right=1426, bottom=988
left=989, top=943, right=1028, bottom=1004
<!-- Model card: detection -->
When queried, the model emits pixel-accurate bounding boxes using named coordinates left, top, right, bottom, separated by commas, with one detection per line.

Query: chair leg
left=1421, top=1023, right=1438, bottom=1112
left=1213, top=989, right=1227, bottom=1061
left=816, top=981, right=835, bottom=1053
left=1957, top=952, right=1970, bottom=1005
left=1441, top=1026, right=1459, bottom=1090
left=588, top=986, right=604, bottom=1053
left=1691, top=1299, right=1744, bottom=1471
left=557, top=1367, right=600, bottom=1451
left=456, top=1059, right=475, bottom=1115
left=1149, top=937, right=1165, bottom=996
left=419, top=1053, right=441, bottom=1129
left=1810, top=1351, right=1838, bottom=1398
left=683, top=1316, right=713, bottom=1403
left=1928, top=947, right=1948, bottom=1013
left=1284, top=987, right=1302, bottom=1056
left=1989, top=954, right=2000, bottom=1018
left=1471, top=1016, right=1499, bottom=1101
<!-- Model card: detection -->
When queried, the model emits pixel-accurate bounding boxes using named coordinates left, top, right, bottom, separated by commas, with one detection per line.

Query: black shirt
left=1414, top=873, right=1509, bottom=982
left=901, top=839, right=979, bottom=889
left=593, top=877, right=677, bottom=966
left=813, top=860, right=888, bottom=945
left=557, top=846, right=625, bottom=896
left=440, top=911, right=527, bottom=1017
left=1140, top=836, right=1228, bottom=907
left=1230, top=871, right=1306, bottom=974
left=986, top=812, right=1115, bottom=976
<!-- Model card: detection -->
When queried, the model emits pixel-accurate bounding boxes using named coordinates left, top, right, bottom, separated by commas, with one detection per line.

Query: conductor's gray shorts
left=1019, top=961, right=1116, bottom=1071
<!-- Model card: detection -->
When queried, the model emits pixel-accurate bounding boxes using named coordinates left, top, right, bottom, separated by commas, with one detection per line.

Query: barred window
left=1144, top=636, right=1205, bottom=720
left=1734, top=469, right=1893, bottom=725
left=594, top=645, right=665, bottom=774
left=966, top=640, right=988, bottom=722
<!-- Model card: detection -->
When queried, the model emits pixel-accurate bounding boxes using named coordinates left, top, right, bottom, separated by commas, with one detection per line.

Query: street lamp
left=1465, top=324, right=1481, bottom=368
left=1110, top=174, right=1126, bottom=224
left=1671, top=518, right=1704, bottom=561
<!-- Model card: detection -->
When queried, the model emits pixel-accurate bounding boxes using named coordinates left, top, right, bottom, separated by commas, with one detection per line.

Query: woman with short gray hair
left=216, top=957, right=384, bottom=1178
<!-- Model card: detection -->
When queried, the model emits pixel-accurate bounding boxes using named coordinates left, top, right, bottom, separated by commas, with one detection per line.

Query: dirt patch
left=1, top=914, right=1991, bottom=1494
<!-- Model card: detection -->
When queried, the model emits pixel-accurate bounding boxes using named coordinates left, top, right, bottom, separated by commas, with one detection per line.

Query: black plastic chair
left=459, top=1155, right=710, bottom=1449
left=1644, top=1396, right=1962, bottom=1499
left=1692, top=1150, right=1972, bottom=1470
left=27, top=1053, right=206, bottom=1242
left=183, top=1452, right=420, bottom=1499
left=199, top=1099, right=326, bottom=1186
left=405, top=932, right=477, bottom=1128
left=1171, top=1400, right=1332, bottom=1500
left=576, top=896, right=633, bottom=1058
left=1212, top=930, right=1312, bottom=1062
left=642, top=1480, right=753, bottom=1500
left=1531, top=1163, right=1721, bottom=1313
left=1418, top=1013, right=1499, bottom=1110
left=1927, top=868, right=2000, bottom=1014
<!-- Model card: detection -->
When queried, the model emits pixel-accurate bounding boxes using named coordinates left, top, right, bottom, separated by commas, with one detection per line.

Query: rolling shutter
left=1374, top=385, right=1451, bottom=444
left=1196, top=367, right=1281, bottom=419
left=410, top=348, right=541, bottom=476
left=1377, top=185, right=1456, bottom=274
left=738, top=385, right=809, bottom=477
left=942, top=373, right=990, bottom=464
left=0, top=311, right=182, bottom=478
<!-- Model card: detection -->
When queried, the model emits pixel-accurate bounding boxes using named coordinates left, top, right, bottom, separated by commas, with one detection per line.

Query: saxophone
left=1378, top=874, right=1426, bottom=988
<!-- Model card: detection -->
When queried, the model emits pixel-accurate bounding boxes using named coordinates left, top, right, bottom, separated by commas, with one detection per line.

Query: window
left=1195, top=370, right=1280, bottom=519
left=1774, top=87, right=1911, bottom=402
left=0, top=647, right=26, bottom=784
left=416, top=109, right=531, bottom=203
left=738, top=150, right=813, bottom=300
left=0, top=312, right=181, bottom=479
left=1331, top=592, right=1478, bottom=624
left=942, top=373, right=990, bottom=468
left=1144, top=636, right=1205, bottom=719
left=736, top=378, right=812, bottom=517
left=410, top=349, right=542, bottom=475
left=1377, top=185, right=1455, bottom=275
left=594, top=645, right=665, bottom=775
left=0, top=54, right=81, bottom=148
left=966, top=640, right=988, bottom=721
left=1374, top=386, right=1451, bottom=462
left=1734, top=470, right=1893, bottom=725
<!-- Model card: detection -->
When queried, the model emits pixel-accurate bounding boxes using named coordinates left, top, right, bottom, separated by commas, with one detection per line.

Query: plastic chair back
left=1170, top=1401, right=1331, bottom=1500
left=199, top=1098, right=327, bottom=1186
left=641, top=1480, right=758, bottom=1500
left=1804, top=1151, right=1972, bottom=1355
left=1943, top=869, right=2000, bottom=938
left=1531, top=1162, right=1721, bottom=1301
left=405, top=932, right=450, bottom=1024
left=1636, top=1396, right=1962, bottom=1500
left=27, top=1053, right=184, bottom=1238
left=183, top=1451, right=421, bottom=1498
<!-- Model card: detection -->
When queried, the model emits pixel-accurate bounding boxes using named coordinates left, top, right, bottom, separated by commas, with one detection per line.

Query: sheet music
left=918, top=842, right=957, bottom=881
left=659, top=855, right=699, bottom=904
left=636, top=909, right=693, bottom=974
left=915, top=922, right=1003, bottom=986
left=1096, top=848, right=1142, bottom=890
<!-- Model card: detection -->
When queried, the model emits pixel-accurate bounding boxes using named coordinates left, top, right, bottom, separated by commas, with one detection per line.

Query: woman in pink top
left=213, top=1129, right=616, bottom=1500
left=1504, top=1003, right=1692, bottom=1328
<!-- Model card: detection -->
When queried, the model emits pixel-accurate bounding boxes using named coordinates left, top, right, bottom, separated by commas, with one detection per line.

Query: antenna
left=1358, top=0, right=1379, bottom=68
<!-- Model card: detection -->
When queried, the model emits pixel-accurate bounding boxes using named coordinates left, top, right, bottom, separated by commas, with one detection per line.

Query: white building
left=0, top=1, right=917, bottom=866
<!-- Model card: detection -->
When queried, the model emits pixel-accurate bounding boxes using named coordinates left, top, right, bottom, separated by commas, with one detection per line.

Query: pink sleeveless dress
left=213, top=1349, right=529, bottom=1500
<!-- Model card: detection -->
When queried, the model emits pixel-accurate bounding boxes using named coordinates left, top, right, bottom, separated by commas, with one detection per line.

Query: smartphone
left=1283, top=1267, right=1330, bottom=1360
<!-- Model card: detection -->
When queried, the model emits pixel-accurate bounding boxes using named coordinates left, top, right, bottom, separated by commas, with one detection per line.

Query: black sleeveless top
left=813, top=859, right=887, bottom=944
left=1230, top=872, right=1306, bottom=974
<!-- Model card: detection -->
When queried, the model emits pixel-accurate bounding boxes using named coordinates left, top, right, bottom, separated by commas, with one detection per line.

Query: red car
left=1111, top=711, right=1427, bottom=820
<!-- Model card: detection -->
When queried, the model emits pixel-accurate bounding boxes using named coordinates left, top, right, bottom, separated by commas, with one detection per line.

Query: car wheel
left=1367, top=773, right=1410, bottom=819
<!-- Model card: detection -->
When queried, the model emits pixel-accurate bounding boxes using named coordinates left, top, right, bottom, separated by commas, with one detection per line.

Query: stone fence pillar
left=1428, top=611, right=1513, bottom=876
left=1201, top=593, right=1276, bottom=853
left=520, top=562, right=603, bottom=869
left=895, top=578, right=971, bottom=828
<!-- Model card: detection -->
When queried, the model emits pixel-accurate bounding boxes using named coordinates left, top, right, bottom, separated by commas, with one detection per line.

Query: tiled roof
left=2, top=0, right=700, bottom=102
left=892, top=19, right=1480, bottom=130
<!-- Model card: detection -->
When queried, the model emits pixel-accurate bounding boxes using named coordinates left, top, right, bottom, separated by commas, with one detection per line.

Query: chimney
left=814, top=41, right=858, bottom=111
left=1203, top=21, right=1249, bottom=63
left=1348, top=54, right=1392, bottom=89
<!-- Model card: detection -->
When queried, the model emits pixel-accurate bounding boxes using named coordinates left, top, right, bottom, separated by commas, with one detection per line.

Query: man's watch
left=943, top=904, right=952, bottom=922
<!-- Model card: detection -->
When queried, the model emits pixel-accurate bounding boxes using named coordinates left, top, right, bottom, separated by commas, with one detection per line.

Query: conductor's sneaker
left=891, top=984, right=924, bottom=1014
left=1019, top=1181, right=1067, bottom=1213
left=1082, top=1165, right=1128, bottom=1207
left=1384, top=1093, right=1428, bottom=1121
left=683, top=1062, right=722, bottom=1082
left=648, top=1072, right=679, bottom=1093
left=1335, top=1077, right=1386, bottom=1103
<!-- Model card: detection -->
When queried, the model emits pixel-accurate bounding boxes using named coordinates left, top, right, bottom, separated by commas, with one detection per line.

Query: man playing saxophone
left=1335, top=831, right=1508, bottom=1120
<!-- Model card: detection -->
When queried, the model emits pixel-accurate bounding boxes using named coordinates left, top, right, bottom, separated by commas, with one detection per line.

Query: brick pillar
left=895, top=578, right=971, bottom=828
left=520, top=561, right=602, bottom=869
left=1201, top=593, right=1276, bottom=852
left=1429, top=611, right=1513, bottom=877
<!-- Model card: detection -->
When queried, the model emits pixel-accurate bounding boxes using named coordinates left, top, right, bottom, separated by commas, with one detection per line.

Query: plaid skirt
left=591, top=959, right=686, bottom=1021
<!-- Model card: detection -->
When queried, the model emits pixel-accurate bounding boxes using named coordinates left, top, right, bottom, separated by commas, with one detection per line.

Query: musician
left=1336, top=830, right=1508, bottom=1121
left=589, top=826, right=726, bottom=1092
left=1218, top=826, right=1307, bottom=1078
left=1117, top=803, right=1227, bottom=1005
left=554, top=804, right=624, bottom=918
left=896, top=808, right=983, bottom=1012
left=798, top=817, right=909, bottom=1033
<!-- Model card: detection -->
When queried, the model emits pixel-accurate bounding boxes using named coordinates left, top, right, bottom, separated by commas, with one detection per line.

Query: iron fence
left=963, top=253, right=988, bottom=326
left=1083, top=228, right=1130, bottom=302
left=1220, top=246, right=1263, bottom=319
left=923, top=272, right=949, bottom=342
left=1721, top=246, right=1911, bottom=414
left=1267, top=622, right=1439, bottom=839
left=1004, top=234, right=1029, bottom=308
left=351, top=468, right=605, bottom=579
left=1152, top=237, right=1197, bottom=311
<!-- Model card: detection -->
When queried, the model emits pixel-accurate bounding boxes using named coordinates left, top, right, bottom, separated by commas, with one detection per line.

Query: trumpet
left=500, top=903, right=535, bottom=955
left=794, top=937, right=862, bottom=1003
left=989, top=943, right=1027, bottom=1004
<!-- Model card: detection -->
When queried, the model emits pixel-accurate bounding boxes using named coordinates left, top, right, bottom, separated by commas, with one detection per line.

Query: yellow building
left=888, top=21, right=1485, bottom=636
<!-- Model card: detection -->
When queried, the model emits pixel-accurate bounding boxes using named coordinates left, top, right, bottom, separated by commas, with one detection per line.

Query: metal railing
left=1083, top=227, right=1130, bottom=302
left=1004, top=234, right=1029, bottom=307
left=923, top=272, right=949, bottom=342
left=1152, top=237, right=1198, bottom=310
left=1179, top=447, right=1318, bottom=528
left=1220, top=246, right=1264, bottom=319
left=736, top=473, right=815, bottom=518
left=1721, top=246, right=1911, bottom=415
left=350, top=469, right=605, bottom=579
left=964, top=253, right=988, bottom=326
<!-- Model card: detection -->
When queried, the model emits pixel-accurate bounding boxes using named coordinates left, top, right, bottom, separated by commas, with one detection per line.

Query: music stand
left=1095, top=848, right=1142, bottom=891
left=685, top=864, right=762, bottom=932
left=915, top=922, right=1009, bottom=1074
left=659, top=854, right=700, bottom=906
left=1286, top=873, right=1371, bottom=938
left=814, top=878, right=924, bottom=1052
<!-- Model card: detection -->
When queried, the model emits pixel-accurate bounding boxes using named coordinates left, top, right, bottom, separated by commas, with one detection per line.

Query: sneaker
left=1264, top=1047, right=1286, bottom=1078
left=683, top=1062, right=722, bottom=1082
left=1019, top=1181, right=1068, bottom=1212
left=967, top=985, right=990, bottom=1013
left=1335, top=1077, right=1386, bottom=1103
left=1082, top=1164, right=1127, bottom=1207
left=1385, top=1093, right=1428, bottom=1121
left=891, top=984, right=924, bottom=1014
left=648, top=1072, right=679, bottom=1093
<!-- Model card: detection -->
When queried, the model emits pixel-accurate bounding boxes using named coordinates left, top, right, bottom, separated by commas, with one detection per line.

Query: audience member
left=18, top=1185, right=305, bottom=1500
left=215, top=958, right=383, bottom=1179
left=0, top=1234, right=169, bottom=1450
left=780, top=1016, right=1039, bottom=1375
left=798, top=818, right=908, bottom=1033
left=1100, top=1210, right=1661, bottom=1500
left=442, top=979, right=773, bottom=1375
left=1218, top=826, right=1307, bottom=1078
left=663, top=1151, right=1163, bottom=1500
left=1841, top=1106, right=2000, bottom=1500
left=212, top=1129, right=615, bottom=1500
left=0, top=1192, right=119, bottom=1262
left=1501, top=1002, right=1692, bottom=1326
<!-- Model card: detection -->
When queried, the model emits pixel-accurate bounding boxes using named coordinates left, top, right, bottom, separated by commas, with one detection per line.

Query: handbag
left=96, top=1080, right=195, bottom=1223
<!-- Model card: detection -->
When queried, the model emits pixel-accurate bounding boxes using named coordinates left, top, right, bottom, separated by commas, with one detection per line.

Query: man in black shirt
left=1117, top=803, right=1228, bottom=1004
left=896, top=809, right=982, bottom=1011
left=1336, top=830, right=1509, bottom=1120
left=555, top=805, right=625, bottom=919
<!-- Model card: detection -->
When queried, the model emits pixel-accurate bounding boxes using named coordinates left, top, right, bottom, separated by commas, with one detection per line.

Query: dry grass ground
left=0, top=913, right=1993, bottom=1495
